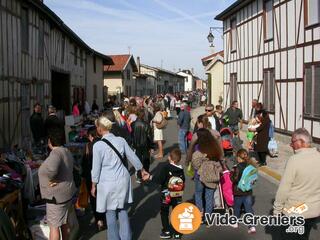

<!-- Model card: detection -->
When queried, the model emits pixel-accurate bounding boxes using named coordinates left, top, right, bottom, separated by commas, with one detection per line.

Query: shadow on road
left=129, top=161, right=168, bottom=240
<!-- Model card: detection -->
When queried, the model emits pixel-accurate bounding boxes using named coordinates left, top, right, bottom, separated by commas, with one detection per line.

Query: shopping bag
left=186, top=163, right=195, bottom=177
left=75, top=179, right=88, bottom=209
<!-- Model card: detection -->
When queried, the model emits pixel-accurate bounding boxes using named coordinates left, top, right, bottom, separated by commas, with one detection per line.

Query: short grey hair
left=292, top=128, right=312, bottom=145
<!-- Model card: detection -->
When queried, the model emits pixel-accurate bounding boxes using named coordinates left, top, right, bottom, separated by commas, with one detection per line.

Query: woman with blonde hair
left=91, top=116, right=147, bottom=240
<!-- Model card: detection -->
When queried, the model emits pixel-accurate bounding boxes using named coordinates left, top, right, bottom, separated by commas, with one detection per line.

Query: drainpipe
left=207, top=73, right=211, bottom=105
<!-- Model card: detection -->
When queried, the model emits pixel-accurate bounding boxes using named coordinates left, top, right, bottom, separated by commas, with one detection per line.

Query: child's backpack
left=220, top=170, right=234, bottom=206
left=237, top=165, right=258, bottom=192
left=268, top=138, right=279, bottom=158
left=167, top=172, right=185, bottom=198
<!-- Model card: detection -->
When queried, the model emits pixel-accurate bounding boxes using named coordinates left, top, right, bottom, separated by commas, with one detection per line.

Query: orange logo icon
left=170, top=202, right=202, bottom=234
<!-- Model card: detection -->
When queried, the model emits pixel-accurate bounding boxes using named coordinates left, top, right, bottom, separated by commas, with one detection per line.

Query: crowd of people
left=27, top=91, right=320, bottom=240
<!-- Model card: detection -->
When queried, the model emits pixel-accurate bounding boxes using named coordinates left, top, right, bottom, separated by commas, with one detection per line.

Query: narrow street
left=79, top=108, right=320, bottom=240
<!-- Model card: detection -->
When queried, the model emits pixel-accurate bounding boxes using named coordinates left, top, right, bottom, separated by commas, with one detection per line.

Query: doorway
left=51, top=71, right=70, bottom=114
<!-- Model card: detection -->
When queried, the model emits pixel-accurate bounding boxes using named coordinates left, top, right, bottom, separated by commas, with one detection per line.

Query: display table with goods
left=0, top=147, right=46, bottom=239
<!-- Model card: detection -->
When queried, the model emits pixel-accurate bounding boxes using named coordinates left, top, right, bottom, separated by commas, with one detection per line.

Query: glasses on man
left=205, top=109, right=213, bottom=112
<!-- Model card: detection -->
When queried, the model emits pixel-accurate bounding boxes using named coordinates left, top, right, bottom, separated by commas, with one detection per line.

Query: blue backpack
left=237, top=165, right=258, bottom=192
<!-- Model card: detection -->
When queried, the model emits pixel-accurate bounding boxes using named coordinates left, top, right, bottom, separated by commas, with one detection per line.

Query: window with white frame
left=231, top=18, right=237, bottom=51
left=304, top=64, right=320, bottom=117
left=263, top=69, right=275, bottom=112
left=264, top=0, right=274, bottom=40
left=306, top=0, right=320, bottom=26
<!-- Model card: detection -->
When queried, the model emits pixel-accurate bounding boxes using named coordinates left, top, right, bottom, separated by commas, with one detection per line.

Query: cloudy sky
left=45, top=0, right=234, bottom=78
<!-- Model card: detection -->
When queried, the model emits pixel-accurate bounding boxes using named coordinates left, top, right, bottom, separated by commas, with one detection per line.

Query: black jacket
left=44, top=114, right=65, bottom=137
left=30, top=112, right=45, bottom=142
left=131, top=119, right=153, bottom=149
left=110, top=123, right=132, bottom=145
left=153, top=162, right=185, bottom=191
left=81, top=138, right=100, bottom=180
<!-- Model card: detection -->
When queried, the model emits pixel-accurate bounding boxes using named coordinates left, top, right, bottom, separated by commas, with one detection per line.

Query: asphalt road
left=79, top=110, right=320, bottom=240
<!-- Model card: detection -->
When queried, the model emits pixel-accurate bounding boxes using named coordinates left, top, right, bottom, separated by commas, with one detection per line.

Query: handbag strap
left=100, top=138, right=127, bottom=169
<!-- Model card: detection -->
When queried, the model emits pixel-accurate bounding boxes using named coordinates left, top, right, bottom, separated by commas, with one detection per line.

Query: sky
left=45, top=0, right=235, bottom=78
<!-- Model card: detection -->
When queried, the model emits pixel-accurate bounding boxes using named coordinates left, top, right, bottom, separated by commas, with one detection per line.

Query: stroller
left=220, top=128, right=234, bottom=156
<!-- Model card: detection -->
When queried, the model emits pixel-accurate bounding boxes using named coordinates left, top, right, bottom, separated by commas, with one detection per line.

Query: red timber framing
left=218, top=0, right=320, bottom=142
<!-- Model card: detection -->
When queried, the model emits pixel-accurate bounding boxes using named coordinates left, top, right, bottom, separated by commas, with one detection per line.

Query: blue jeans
left=194, top=176, right=215, bottom=215
left=178, top=129, right=187, bottom=153
left=106, top=209, right=131, bottom=240
left=234, top=195, right=254, bottom=227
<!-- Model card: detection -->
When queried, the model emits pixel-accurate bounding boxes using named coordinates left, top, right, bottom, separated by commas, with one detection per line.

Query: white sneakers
left=230, top=224, right=256, bottom=234
left=248, top=227, right=256, bottom=234
left=230, top=223, right=239, bottom=228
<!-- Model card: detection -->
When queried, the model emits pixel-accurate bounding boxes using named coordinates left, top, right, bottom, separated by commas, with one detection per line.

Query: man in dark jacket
left=44, top=105, right=65, bottom=143
left=30, top=103, right=45, bottom=145
left=177, top=103, right=191, bottom=154
left=131, top=109, right=153, bottom=172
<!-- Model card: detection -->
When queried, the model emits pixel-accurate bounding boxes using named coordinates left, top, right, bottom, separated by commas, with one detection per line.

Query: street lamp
left=207, top=27, right=223, bottom=47
left=206, top=27, right=223, bottom=105
left=207, top=31, right=214, bottom=47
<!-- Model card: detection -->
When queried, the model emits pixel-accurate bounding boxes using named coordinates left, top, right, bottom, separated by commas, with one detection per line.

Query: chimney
left=178, top=68, right=181, bottom=72
left=136, top=56, right=140, bottom=74
left=191, top=68, right=194, bottom=74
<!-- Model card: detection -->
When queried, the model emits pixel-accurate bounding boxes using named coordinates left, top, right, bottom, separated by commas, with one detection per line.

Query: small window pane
left=305, top=67, right=312, bottom=115
left=231, top=19, right=237, bottom=51
left=21, top=7, right=29, bottom=52
left=61, top=37, right=65, bottom=64
left=264, top=72, right=269, bottom=110
left=308, top=0, right=320, bottom=25
left=314, top=66, right=320, bottom=116
left=265, top=0, right=273, bottom=39
left=39, top=19, right=44, bottom=58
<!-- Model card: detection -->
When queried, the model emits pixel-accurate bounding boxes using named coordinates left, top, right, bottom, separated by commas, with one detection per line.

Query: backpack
left=167, top=172, right=185, bottom=198
left=237, top=165, right=258, bottom=192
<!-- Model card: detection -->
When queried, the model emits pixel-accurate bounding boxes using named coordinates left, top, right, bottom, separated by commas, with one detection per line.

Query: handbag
left=100, top=138, right=128, bottom=169
left=155, top=114, right=168, bottom=129
left=75, top=179, right=88, bottom=208
left=186, top=163, right=195, bottom=177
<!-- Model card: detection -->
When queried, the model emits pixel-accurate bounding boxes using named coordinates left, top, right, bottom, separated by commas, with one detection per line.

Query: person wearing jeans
left=106, top=208, right=131, bottom=240
left=91, top=116, right=148, bottom=240
left=177, top=103, right=191, bottom=154
left=194, top=173, right=215, bottom=217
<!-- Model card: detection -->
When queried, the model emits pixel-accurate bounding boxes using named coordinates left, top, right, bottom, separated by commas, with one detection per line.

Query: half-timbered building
left=0, top=0, right=112, bottom=147
left=215, top=0, right=320, bottom=141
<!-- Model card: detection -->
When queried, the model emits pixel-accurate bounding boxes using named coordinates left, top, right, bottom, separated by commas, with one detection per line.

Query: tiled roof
left=104, top=54, right=135, bottom=72
left=201, top=50, right=224, bottom=62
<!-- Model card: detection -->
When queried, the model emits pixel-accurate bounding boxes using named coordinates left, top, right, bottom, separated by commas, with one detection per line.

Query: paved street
left=79, top=108, right=320, bottom=240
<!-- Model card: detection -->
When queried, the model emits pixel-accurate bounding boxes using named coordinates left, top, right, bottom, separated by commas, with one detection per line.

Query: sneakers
left=248, top=226, right=256, bottom=234
left=160, top=231, right=171, bottom=239
left=173, top=233, right=182, bottom=239
left=230, top=223, right=239, bottom=228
